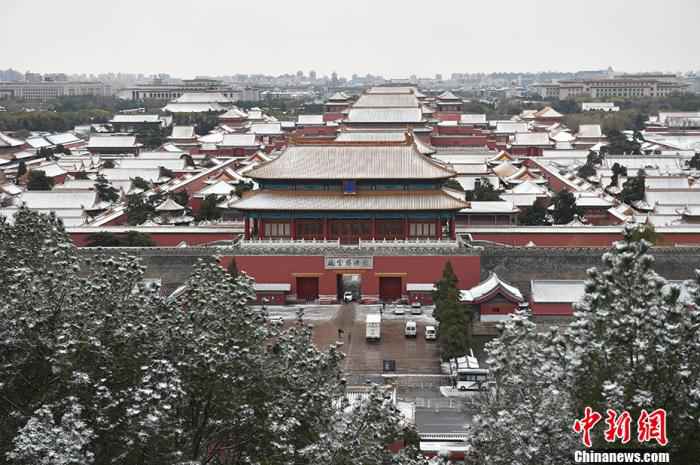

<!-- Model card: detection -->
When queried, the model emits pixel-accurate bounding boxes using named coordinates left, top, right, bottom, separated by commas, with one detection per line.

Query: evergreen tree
left=171, top=190, right=188, bottom=208
left=1, top=208, right=420, bottom=465
left=94, top=174, right=119, bottom=203
left=305, top=385, right=424, bottom=465
left=26, top=170, right=54, bottom=191
left=601, top=129, right=641, bottom=155
left=131, top=176, right=151, bottom=192
left=619, top=169, right=646, bottom=204
left=0, top=208, right=179, bottom=464
left=443, top=178, right=464, bottom=191
left=433, top=261, right=458, bottom=322
left=121, top=230, right=155, bottom=247
left=196, top=194, right=222, bottom=222
left=86, top=231, right=122, bottom=247
left=551, top=190, right=583, bottom=224
left=235, top=180, right=254, bottom=197
left=467, top=310, right=576, bottom=465
left=628, top=223, right=659, bottom=244
left=126, top=194, right=156, bottom=225
left=608, top=162, right=628, bottom=189
left=227, top=257, right=239, bottom=278
left=38, top=146, right=55, bottom=161
left=519, top=198, right=550, bottom=226
left=576, top=151, right=601, bottom=179
left=687, top=152, right=700, bottom=170
left=437, top=286, right=471, bottom=361
left=576, top=162, right=596, bottom=179
left=466, top=227, right=700, bottom=464
left=54, top=144, right=71, bottom=155
left=16, top=160, right=27, bottom=180
left=465, top=178, right=501, bottom=201
left=568, top=228, right=700, bottom=460
left=433, top=262, right=471, bottom=360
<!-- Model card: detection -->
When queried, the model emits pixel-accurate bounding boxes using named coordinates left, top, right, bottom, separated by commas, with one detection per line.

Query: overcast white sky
left=2, top=0, right=698, bottom=78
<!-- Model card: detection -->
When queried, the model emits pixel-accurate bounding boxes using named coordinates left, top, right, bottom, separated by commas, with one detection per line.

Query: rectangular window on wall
left=296, top=221, right=322, bottom=238
left=264, top=222, right=291, bottom=237
left=409, top=222, right=436, bottom=237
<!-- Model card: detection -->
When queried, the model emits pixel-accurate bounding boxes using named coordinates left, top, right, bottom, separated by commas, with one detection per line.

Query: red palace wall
left=70, top=231, right=238, bottom=247
left=433, top=112, right=461, bottom=122
left=293, top=126, right=339, bottom=137
left=530, top=302, right=574, bottom=316
left=323, top=112, right=346, bottom=122
left=480, top=301, right=518, bottom=316
left=196, top=147, right=258, bottom=158
left=430, top=135, right=489, bottom=147
left=510, top=147, right=544, bottom=157
left=227, top=255, right=481, bottom=303
left=435, top=125, right=486, bottom=136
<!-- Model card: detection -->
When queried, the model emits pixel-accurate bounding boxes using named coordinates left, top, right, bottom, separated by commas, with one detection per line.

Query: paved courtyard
left=260, top=303, right=495, bottom=375
left=261, top=303, right=442, bottom=374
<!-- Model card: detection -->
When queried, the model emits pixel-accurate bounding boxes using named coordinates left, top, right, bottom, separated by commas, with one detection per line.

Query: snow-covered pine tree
left=466, top=227, right=700, bottom=465
left=161, top=260, right=347, bottom=464
left=1, top=208, right=429, bottom=465
left=568, top=226, right=700, bottom=460
left=1, top=208, right=182, bottom=465
left=301, top=385, right=424, bottom=465
left=432, top=261, right=458, bottom=323
left=466, top=309, right=576, bottom=465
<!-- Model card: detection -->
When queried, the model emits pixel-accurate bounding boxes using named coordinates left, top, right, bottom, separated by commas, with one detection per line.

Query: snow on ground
left=258, top=304, right=340, bottom=321
left=354, top=304, right=437, bottom=323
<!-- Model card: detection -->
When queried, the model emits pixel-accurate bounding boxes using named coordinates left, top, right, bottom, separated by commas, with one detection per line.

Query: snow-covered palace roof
left=460, top=273, right=524, bottom=304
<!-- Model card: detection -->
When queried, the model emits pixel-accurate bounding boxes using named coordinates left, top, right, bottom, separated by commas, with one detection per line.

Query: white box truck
left=365, top=313, right=381, bottom=341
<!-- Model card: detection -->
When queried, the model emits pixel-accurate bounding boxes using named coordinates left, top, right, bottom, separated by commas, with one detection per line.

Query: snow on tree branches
left=467, top=226, right=700, bottom=465
left=0, top=208, right=419, bottom=465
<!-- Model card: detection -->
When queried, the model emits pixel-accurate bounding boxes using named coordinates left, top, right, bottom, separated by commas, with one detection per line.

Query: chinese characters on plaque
left=325, top=256, right=373, bottom=269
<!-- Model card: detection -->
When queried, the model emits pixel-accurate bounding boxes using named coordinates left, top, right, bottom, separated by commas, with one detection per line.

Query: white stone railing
left=239, top=238, right=341, bottom=248
left=358, top=238, right=460, bottom=248
left=239, top=237, right=462, bottom=249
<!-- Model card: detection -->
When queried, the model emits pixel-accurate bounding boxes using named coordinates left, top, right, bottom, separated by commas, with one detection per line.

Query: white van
left=366, top=313, right=381, bottom=341
left=424, top=325, right=437, bottom=340
left=404, top=320, right=417, bottom=337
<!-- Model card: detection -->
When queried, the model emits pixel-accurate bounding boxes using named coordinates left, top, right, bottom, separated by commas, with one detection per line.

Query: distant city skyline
left=2, top=0, right=699, bottom=78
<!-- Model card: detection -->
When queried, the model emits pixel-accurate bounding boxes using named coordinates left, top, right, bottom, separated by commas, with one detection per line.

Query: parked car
left=392, top=304, right=405, bottom=315
left=404, top=320, right=417, bottom=337
left=425, top=325, right=437, bottom=340
left=343, top=291, right=353, bottom=303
